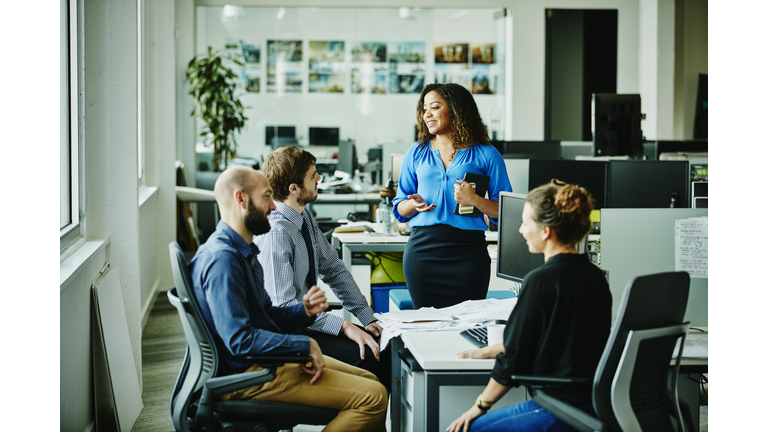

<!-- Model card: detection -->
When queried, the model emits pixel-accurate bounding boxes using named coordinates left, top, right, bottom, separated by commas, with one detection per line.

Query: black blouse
left=490, top=253, right=612, bottom=405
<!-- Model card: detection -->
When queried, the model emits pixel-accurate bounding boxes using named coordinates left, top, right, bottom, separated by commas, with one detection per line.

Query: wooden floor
left=131, top=291, right=706, bottom=432
left=132, top=292, right=185, bottom=432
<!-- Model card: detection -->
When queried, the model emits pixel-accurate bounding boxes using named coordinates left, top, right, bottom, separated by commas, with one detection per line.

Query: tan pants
left=222, top=355, right=387, bottom=432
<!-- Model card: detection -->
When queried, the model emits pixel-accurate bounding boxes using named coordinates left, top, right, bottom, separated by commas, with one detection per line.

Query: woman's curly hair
left=415, top=83, right=490, bottom=159
left=525, top=179, right=594, bottom=247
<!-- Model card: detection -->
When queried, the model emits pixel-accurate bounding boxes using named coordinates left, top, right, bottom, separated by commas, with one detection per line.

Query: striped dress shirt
left=254, top=201, right=376, bottom=335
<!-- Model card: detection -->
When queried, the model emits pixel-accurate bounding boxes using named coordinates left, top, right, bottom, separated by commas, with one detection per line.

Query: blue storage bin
left=371, top=283, right=407, bottom=313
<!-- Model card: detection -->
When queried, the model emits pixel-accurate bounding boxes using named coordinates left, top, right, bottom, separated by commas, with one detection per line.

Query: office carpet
left=131, top=292, right=706, bottom=432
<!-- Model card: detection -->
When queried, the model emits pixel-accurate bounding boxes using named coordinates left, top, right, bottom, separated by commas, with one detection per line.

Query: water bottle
left=377, top=197, right=396, bottom=235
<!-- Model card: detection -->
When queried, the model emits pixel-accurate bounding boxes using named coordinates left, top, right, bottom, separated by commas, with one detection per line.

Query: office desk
left=393, top=331, right=526, bottom=432
left=308, top=193, right=382, bottom=220
left=333, top=231, right=499, bottom=270
left=392, top=329, right=707, bottom=432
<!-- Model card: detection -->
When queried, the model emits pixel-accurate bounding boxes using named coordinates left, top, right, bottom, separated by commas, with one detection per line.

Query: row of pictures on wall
left=228, top=39, right=499, bottom=95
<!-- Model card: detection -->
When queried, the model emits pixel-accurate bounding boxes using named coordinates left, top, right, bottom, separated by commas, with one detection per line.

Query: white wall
left=82, top=0, right=142, bottom=384
left=189, top=0, right=705, bottom=147
left=194, top=6, right=503, bottom=164
left=60, top=0, right=178, bottom=430
left=142, top=0, right=178, bottom=319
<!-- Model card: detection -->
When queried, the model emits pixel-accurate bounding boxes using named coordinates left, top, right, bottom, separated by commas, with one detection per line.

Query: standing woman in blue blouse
left=393, top=83, right=513, bottom=309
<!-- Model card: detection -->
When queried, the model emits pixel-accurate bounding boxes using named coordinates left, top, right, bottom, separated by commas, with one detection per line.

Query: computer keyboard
left=460, top=327, right=488, bottom=348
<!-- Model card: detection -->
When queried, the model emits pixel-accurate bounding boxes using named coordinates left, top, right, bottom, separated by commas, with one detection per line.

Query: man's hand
left=303, top=286, right=328, bottom=317
left=299, top=337, right=326, bottom=385
left=365, top=322, right=383, bottom=339
left=341, top=320, right=380, bottom=360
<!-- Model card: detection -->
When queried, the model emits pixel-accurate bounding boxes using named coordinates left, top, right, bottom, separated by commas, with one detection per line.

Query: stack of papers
left=375, top=298, right=518, bottom=350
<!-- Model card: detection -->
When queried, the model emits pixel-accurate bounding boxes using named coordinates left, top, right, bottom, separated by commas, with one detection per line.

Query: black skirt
left=403, top=225, right=491, bottom=309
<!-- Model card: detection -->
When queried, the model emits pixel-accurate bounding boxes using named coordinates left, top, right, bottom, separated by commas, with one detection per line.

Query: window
left=60, top=0, right=81, bottom=250
left=137, top=0, right=145, bottom=182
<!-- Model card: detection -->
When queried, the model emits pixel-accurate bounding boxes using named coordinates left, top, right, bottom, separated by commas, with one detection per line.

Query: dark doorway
left=545, top=9, right=618, bottom=141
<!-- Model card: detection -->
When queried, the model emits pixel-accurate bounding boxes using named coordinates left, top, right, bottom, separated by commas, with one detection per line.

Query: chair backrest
left=592, top=271, right=690, bottom=432
left=168, top=241, right=220, bottom=432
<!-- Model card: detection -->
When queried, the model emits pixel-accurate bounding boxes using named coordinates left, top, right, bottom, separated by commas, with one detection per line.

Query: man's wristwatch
left=475, top=394, right=494, bottom=412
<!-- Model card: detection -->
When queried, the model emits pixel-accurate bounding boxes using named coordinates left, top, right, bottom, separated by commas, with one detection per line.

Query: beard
left=245, top=200, right=271, bottom=236
left=297, top=185, right=318, bottom=206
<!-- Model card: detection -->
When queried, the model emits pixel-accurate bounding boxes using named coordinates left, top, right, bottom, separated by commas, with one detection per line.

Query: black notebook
left=453, top=172, right=490, bottom=218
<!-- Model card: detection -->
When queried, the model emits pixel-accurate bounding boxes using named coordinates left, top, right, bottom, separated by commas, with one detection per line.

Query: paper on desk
left=375, top=298, right=518, bottom=350
left=441, top=298, right=518, bottom=322
left=377, top=318, right=496, bottom=351
left=374, top=307, right=454, bottom=323
left=673, top=339, right=708, bottom=359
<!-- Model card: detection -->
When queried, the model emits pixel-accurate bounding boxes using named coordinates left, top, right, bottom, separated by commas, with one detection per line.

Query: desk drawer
left=400, top=400, right=414, bottom=432
left=401, top=365, right=415, bottom=407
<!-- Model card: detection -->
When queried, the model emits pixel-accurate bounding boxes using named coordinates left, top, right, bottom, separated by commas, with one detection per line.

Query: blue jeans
left=469, top=400, right=593, bottom=432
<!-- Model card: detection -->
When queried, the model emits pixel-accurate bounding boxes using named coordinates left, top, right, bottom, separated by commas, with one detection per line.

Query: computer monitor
left=391, top=153, right=404, bottom=187
left=651, top=140, right=708, bottom=159
left=491, top=141, right=561, bottom=160
left=528, top=160, right=608, bottom=209
left=607, top=160, right=690, bottom=208
left=337, top=140, right=358, bottom=175
left=496, top=192, right=545, bottom=284
left=265, top=125, right=295, bottom=147
left=591, top=93, right=643, bottom=157
left=309, top=127, right=340, bottom=146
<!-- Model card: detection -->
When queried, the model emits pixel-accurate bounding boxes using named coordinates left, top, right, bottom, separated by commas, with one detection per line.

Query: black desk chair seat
left=510, top=271, right=695, bottom=432
left=168, top=242, right=338, bottom=432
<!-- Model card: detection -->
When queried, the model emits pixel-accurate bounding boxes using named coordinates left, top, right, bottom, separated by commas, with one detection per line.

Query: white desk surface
left=334, top=230, right=498, bottom=244
left=401, top=328, right=708, bottom=372
left=314, top=193, right=382, bottom=202
left=401, top=331, right=495, bottom=371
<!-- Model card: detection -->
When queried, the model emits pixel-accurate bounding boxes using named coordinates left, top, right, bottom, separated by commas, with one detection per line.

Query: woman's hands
left=456, top=343, right=505, bottom=359
left=454, top=179, right=480, bottom=207
left=408, top=194, right=436, bottom=213
left=446, top=405, right=485, bottom=432
left=396, top=194, right=436, bottom=219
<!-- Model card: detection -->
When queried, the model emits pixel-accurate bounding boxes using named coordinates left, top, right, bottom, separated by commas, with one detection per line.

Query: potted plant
left=186, top=46, right=247, bottom=172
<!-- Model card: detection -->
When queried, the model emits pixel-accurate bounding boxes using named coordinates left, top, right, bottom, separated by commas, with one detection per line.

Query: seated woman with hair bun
left=447, top=180, right=612, bottom=432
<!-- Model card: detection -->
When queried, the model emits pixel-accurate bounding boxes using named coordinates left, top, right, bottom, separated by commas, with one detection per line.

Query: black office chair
left=167, top=242, right=338, bottom=432
left=511, top=271, right=695, bottom=432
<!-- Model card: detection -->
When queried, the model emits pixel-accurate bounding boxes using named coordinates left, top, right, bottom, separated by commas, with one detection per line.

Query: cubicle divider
left=600, top=208, right=708, bottom=326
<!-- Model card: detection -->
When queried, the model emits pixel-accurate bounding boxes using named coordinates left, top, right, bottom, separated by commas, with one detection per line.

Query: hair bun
left=554, top=184, right=593, bottom=217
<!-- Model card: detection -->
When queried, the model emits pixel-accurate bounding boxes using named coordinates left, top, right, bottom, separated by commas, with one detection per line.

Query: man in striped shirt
left=255, top=146, right=390, bottom=392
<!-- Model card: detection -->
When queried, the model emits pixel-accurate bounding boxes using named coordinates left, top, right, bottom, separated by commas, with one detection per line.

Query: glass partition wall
left=195, top=6, right=508, bottom=177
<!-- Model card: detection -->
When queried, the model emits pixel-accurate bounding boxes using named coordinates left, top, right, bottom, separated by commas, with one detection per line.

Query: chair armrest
left=533, top=392, right=605, bottom=432
left=206, top=368, right=277, bottom=397
left=244, top=354, right=313, bottom=367
left=206, top=355, right=312, bottom=397
left=509, top=374, right=591, bottom=387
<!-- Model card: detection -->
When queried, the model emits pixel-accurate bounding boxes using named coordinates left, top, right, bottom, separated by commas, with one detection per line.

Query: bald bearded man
left=189, top=166, right=388, bottom=432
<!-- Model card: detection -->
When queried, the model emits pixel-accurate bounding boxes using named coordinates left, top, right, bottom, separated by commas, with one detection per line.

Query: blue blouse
left=393, top=141, right=512, bottom=231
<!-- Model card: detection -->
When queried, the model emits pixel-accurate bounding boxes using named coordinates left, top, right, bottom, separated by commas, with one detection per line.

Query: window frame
left=60, top=0, right=82, bottom=251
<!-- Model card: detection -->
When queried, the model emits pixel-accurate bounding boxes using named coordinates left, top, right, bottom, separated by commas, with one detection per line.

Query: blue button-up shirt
left=190, top=220, right=314, bottom=374
left=393, top=141, right=512, bottom=229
